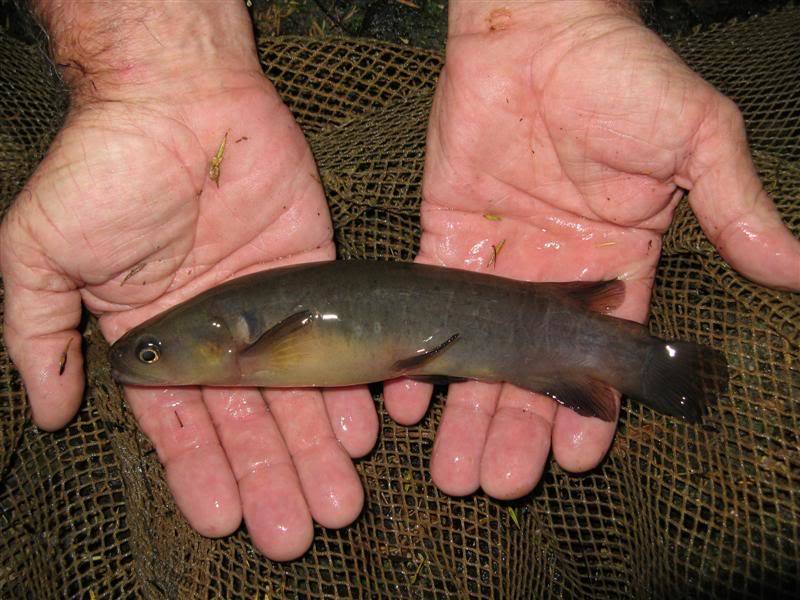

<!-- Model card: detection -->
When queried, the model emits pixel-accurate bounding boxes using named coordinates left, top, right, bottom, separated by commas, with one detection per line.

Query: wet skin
left=111, top=261, right=713, bottom=423
left=383, top=1, right=800, bottom=500
left=2, top=0, right=799, bottom=563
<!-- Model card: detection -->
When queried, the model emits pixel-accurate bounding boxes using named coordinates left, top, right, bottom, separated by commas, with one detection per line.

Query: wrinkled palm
left=385, top=12, right=800, bottom=499
left=0, top=70, right=377, bottom=561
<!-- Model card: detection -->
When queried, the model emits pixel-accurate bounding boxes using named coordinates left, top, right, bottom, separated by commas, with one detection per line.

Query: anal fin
left=542, top=378, right=618, bottom=421
left=409, top=375, right=468, bottom=385
left=393, top=333, right=460, bottom=373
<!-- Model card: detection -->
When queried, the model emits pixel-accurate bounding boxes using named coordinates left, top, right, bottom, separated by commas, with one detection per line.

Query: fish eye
left=136, top=339, right=161, bottom=364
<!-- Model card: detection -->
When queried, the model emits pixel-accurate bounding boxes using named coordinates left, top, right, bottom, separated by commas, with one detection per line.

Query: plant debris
left=488, top=239, right=506, bottom=268
left=209, top=130, right=229, bottom=187
left=409, top=552, right=427, bottom=584
left=483, top=213, right=502, bottom=221
left=402, top=469, right=413, bottom=492
left=121, top=262, right=147, bottom=286
left=58, top=337, right=73, bottom=376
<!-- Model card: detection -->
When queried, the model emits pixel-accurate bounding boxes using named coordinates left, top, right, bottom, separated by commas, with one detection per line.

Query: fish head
left=109, top=304, right=242, bottom=386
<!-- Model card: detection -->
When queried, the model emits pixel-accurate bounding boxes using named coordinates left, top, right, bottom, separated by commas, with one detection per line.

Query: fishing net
left=1, top=5, right=799, bottom=598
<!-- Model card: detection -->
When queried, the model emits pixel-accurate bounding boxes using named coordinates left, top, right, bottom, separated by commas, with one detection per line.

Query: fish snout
left=108, top=341, right=139, bottom=384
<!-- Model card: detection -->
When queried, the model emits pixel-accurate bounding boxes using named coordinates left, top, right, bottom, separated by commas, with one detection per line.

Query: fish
left=109, top=260, right=727, bottom=422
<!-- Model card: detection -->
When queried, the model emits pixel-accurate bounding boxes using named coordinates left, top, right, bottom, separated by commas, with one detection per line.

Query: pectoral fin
left=393, top=333, right=460, bottom=374
left=239, top=309, right=317, bottom=373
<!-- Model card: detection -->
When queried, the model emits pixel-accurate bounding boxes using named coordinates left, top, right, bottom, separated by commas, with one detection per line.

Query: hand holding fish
left=0, top=1, right=378, bottom=561
left=4, top=0, right=799, bottom=565
left=384, top=0, right=800, bottom=499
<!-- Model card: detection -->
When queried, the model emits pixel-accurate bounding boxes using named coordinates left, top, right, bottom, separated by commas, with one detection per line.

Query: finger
left=125, top=386, right=241, bottom=537
left=552, top=274, right=648, bottom=473
left=551, top=397, right=619, bottom=473
left=264, top=388, right=364, bottom=529
left=203, top=387, right=313, bottom=561
left=321, top=385, right=379, bottom=458
left=479, top=385, right=556, bottom=499
left=383, top=378, right=434, bottom=425
left=430, top=381, right=501, bottom=496
left=381, top=251, right=443, bottom=427
left=685, top=97, right=800, bottom=290
left=1, top=276, right=84, bottom=431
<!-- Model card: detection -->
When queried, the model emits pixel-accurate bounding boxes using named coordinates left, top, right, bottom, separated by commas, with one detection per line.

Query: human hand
left=385, top=0, right=800, bottom=499
left=0, top=1, right=377, bottom=560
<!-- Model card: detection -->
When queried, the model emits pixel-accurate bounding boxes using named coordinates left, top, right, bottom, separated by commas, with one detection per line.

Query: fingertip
left=297, top=442, right=365, bottom=529
left=316, top=482, right=364, bottom=529
left=30, top=385, right=83, bottom=431
left=480, top=478, right=534, bottom=501
left=430, top=382, right=499, bottom=497
left=2, top=270, right=85, bottom=430
left=250, top=518, right=314, bottom=563
left=431, top=458, right=481, bottom=497
left=686, top=96, right=800, bottom=292
left=479, top=413, right=552, bottom=501
left=322, top=386, right=378, bottom=459
left=383, top=378, right=433, bottom=425
left=165, top=448, right=242, bottom=538
left=480, top=458, right=539, bottom=501
left=343, top=428, right=378, bottom=460
left=551, top=405, right=617, bottom=473
left=125, top=386, right=242, bottom=537
left=240, top=464, right=315, bottom=562
left=202, top=386, right=314, bottom=558
left=19, top=333, right=85, bottom=431
left=195, top=509, right=242, bottom=539
left=712, top=197, right=800, bottom=291
left=265, top=389, right=365, bottom=530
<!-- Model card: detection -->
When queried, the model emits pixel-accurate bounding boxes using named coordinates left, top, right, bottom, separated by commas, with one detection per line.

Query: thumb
left=1, top=237, right=85, bottom=431
left=684, top=97, right=800, bottom=291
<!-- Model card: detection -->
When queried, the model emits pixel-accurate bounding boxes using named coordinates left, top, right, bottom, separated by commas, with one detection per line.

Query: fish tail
left=634, top=340, right=728, bottom=422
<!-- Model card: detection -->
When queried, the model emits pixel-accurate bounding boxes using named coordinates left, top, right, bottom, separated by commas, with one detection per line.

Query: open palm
left=385, top=11, right=800, bottom=498
left=1, top=68, right=377, bottom=560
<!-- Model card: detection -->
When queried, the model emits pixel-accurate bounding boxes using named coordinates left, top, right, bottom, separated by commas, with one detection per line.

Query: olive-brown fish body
left=109, top=261, right=724, bottom=421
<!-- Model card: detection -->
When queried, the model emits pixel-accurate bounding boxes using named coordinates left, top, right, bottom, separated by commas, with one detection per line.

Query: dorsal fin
left=544, top=280, right=625, bottom=314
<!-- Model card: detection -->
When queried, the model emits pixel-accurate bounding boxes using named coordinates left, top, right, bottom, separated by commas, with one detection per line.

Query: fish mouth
left=109, top=364, right=155, bottom=386
left=108, top=344, right=132, bottom=384
left=110, top=367, right=143, bottom=386
left=109, top=366, right=178, bottom=387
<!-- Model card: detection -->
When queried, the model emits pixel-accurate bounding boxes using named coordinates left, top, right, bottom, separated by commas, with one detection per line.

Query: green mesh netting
left=1, top=6, right=798, bottom=598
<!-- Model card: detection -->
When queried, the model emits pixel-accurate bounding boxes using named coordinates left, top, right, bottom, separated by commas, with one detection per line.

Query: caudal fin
left=637, top=341, right=728, bottom=422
